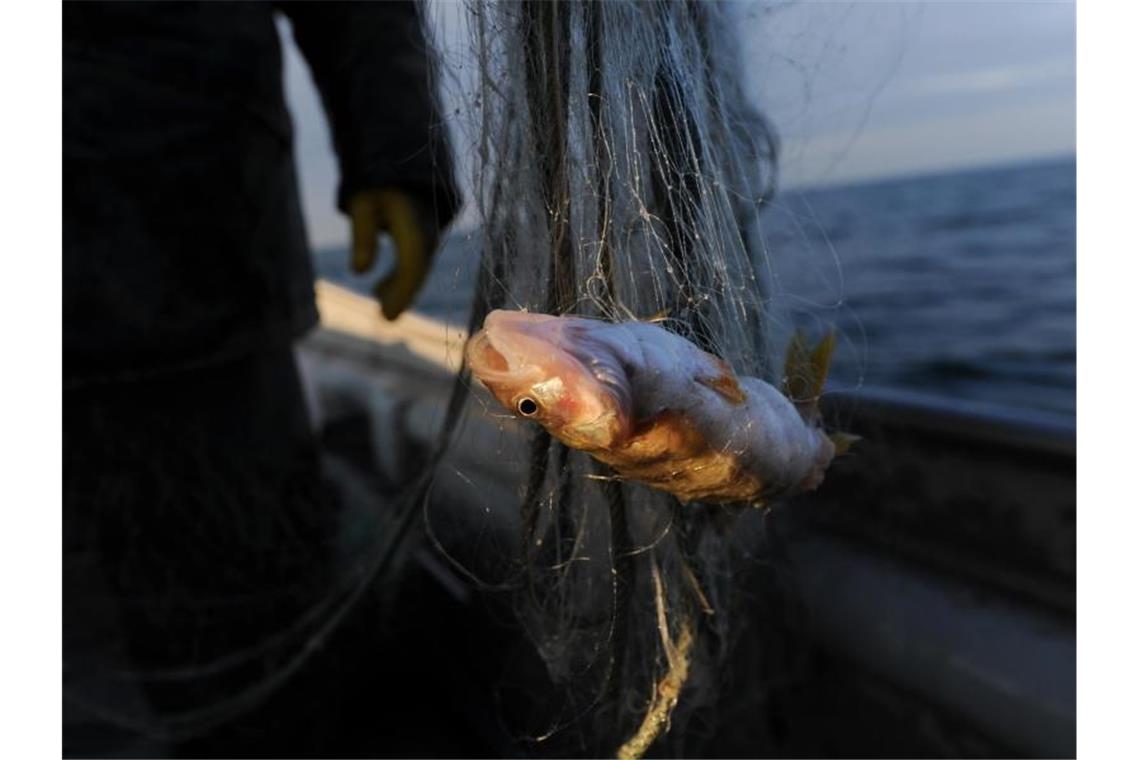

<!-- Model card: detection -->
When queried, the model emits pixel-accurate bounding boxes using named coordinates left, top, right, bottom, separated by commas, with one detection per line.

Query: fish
left=465, top=309, right=851, bottom=505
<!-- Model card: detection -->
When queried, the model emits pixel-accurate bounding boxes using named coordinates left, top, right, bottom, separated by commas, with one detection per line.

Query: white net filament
left=427, top=1, right=784, bottom=755
left=63, top=3, right=792, bottom=752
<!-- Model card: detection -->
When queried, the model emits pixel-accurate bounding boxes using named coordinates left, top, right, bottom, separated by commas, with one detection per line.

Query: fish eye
left=516, top=397, right=540, bottom=417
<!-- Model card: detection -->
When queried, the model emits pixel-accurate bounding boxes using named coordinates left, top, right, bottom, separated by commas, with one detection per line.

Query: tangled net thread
left=435, top=1, right=782, bottom=756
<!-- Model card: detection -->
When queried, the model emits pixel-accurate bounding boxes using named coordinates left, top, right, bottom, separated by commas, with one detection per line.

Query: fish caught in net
left=420, top=1, right=821, bottom=756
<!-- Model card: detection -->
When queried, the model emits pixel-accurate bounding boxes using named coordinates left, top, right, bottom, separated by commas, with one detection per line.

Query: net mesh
left=62, top=2, right=799, bottom=754
left=425, top=1, right=786, bottom=755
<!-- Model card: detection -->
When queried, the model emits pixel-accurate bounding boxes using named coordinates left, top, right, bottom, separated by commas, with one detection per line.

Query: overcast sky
left=280, top=1, right=1076, bottom=249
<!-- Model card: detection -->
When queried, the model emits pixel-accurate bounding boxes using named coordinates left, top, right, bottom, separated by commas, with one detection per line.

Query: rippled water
left=762, top=157, right=1075, bottom=417
left=314, top=156, right=1075, bottom=419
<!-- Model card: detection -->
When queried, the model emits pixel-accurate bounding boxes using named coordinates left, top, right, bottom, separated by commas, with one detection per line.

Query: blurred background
left=61, top=2, right=1075, bottom=756
left=287, top=5, right=1075, bottom=755
left=292, top=0, right=1075, bottom=420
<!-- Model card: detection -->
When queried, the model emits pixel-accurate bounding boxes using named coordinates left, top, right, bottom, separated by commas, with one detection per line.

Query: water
left=762, top=157, right=1075, bottom=418
left=313, top=156, right=1075, bottom=419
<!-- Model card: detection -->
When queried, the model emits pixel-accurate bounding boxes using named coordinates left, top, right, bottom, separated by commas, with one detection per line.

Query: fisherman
left=62, top=2, right=460, bottom=754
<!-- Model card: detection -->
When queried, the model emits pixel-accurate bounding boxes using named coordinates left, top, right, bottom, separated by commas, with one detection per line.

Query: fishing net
left=63, top=2, right=804, bottom=755
left=422, top=1, right=788, bottom=755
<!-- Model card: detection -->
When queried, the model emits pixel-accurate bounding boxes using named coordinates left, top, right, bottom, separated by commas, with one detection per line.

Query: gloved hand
left=348, top=189, right=440, bottom=321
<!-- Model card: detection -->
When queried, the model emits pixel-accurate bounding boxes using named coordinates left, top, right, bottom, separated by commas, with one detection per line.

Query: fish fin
left=808, top=332, right=837, bottom=399
left=781, top=330, right=836, bottom=422
left=697, top=358, right=747, bottom=405
left=780, top=330, right=810, bottom=401
left=828, top=431, right=861, bottom=456
left=641, top=308, right=670, bottom=323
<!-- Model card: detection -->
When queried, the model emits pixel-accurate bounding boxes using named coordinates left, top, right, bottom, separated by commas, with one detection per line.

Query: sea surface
left=314, top=156, right=1075, bottom=420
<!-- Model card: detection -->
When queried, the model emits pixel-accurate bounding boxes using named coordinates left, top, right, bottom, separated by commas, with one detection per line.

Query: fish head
left=465, top=310, right=632, bottom=450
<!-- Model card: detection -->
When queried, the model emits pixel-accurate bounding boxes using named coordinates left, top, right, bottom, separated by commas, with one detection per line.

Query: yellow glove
left=348, top=189, right=440, bottom=321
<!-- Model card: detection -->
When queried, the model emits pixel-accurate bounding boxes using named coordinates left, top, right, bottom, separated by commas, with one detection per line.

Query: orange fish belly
left=591, top=409, right=766, bottom=503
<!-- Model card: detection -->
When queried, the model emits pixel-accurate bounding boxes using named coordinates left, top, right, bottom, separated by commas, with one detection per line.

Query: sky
left=278, top=1, right=1076, bottom=249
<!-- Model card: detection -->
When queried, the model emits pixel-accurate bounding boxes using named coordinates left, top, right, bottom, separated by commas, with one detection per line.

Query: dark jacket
left=63, top=1, right=460, bottom=386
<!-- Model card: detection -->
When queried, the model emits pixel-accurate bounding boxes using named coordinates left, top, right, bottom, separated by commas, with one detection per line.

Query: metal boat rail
left=300, top=280, right=1075, bottom=757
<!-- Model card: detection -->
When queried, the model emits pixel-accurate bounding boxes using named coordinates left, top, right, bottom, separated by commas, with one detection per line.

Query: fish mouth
left=466, top=312, right=567, bottom=385
left=465, top=329, right=510, bottom=374
left=464, top=328, right=542, bottom=386
left=465, top=330, right=514, bottom=387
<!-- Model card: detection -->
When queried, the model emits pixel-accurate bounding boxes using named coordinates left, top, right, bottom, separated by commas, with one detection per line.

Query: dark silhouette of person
left=62, top=2, right=460, bottom=755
